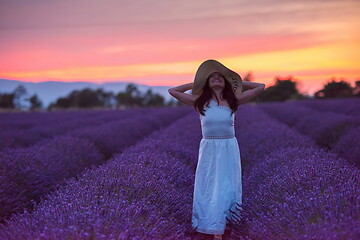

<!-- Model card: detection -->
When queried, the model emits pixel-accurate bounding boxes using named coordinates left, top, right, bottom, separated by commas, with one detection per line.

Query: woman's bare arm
left=242, top=80, right=264, bottom=89
left=168, top=82, right=199, bottom=106
left=235, top=81, right=265, bottom=105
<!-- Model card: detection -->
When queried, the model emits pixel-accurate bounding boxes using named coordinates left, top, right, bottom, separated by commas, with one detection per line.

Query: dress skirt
left=191, top=136, right=243, bottom=235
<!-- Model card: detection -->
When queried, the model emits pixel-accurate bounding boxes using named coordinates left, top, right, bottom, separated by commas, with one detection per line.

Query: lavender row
left=1, top=103, right=359, bottom=239
left=291, top=97, right=360, bottom=117
left=0, top=112, right=203, bottom=240
left=229, top=105, right=360, bottom=239
left=258, top=102, right=360, bottom=167
left=0, top=106, right=191, bottom=224
left=332, top=126, right=360, bottom=166
left=0, top=108, right=153, bottom=151
left=0, top=110, right=102, bottom=130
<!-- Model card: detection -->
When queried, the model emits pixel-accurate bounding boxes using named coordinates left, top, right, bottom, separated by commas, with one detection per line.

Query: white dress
left=192, top=99, right=243, bottom=235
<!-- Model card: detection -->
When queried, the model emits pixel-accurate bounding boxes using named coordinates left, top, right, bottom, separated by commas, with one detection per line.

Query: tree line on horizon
left=0, top=75, right=359, bottom=112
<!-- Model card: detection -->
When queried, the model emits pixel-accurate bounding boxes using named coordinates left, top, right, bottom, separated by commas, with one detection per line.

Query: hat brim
left=192, top=59, right=243, bottom=95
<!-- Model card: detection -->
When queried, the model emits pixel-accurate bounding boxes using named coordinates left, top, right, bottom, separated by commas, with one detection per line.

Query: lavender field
left=0, top=97, right=359, bottom=240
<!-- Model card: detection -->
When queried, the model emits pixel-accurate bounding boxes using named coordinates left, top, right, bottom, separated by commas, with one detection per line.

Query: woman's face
left=208, top=72, right=225, bottom=90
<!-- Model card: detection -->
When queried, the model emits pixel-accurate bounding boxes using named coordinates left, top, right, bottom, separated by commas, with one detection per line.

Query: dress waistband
left=203, top=134, right=235, bottom=139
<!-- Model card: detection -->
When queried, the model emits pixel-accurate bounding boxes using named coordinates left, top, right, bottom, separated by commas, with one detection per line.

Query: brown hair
left=193, top=72, right=238, bottom=116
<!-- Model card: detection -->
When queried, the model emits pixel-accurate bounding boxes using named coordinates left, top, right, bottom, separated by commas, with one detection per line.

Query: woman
left=168, top=59, right=265, bottom=240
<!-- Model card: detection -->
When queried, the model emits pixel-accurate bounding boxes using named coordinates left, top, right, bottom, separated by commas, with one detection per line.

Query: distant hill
left=0, top=79, right=176, bottom=108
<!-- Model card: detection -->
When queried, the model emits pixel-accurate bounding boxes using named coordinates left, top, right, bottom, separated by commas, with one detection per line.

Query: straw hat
left=192, top=59, right=243, bottom=95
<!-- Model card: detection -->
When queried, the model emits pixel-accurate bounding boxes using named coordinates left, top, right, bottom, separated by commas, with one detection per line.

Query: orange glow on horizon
left=1, top=0, right=359, bottom=97
left=1, top=41, right=358, bottom=95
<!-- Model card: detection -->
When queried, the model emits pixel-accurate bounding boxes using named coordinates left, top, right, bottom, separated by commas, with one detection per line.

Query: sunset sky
left=0, top=0, right=359, bottom=95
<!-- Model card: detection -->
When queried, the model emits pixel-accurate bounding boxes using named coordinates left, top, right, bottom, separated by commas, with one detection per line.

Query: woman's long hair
left=193, top=73, right=238, bottom=116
